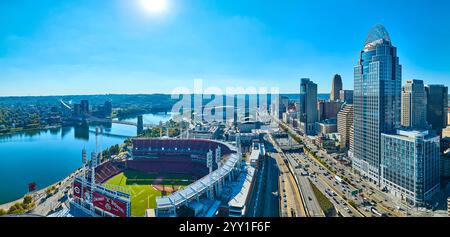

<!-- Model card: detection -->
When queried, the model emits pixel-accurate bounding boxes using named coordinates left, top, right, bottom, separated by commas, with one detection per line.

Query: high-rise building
left=330, top=74, right=343, bottom=101
left=337, top=104, right=354, bottom=150
left=441, top=150, right=450, bottom=179
left=425, top=85, right=448, bottom=133
left=339, top=90, right=354, bottom=104
left=80, top=100, right=90, bottom=115
left=317, top=100, right=343, bottom=122
left=73, top=104, right=81, bottom=118
left=353, top=25, right=402, bottom=184
left=401, top=80, right=427, bottom=129
left=278, top=96, right=289, bottom=119
left=103, top=101, right=112, bottom=118
left=381, top=130, right=440, bottom=207
left=299, top=78, right=318, bottom=135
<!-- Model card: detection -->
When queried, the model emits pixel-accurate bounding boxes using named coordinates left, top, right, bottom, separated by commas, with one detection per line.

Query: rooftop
left=364, top=24, right=392, bottom=50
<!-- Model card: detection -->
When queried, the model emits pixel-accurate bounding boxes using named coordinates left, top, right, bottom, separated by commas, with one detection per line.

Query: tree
left=23, top=195, right=33, bottom=205
left=0, top=209, right=6, bottom=216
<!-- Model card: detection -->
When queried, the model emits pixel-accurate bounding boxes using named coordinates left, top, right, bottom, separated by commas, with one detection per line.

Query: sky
left=0, top=0, right=449, bottom=96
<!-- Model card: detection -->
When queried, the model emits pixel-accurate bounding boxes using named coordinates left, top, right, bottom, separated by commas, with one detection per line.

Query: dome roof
left=364, top=24, right=391, bottom=49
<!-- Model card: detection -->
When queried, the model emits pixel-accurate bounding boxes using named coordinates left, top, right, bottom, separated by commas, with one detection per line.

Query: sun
left=138, top=0, right=168, bottom=14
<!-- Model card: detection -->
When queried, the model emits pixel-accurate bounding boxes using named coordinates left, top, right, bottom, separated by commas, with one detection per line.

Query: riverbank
left=0, top=125, right=62, bottom=136
left=0, top=167, right=82, bottom=214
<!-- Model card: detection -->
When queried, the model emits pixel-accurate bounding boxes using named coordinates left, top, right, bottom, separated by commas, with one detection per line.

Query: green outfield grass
left=104, top=171, right=194, bottom=217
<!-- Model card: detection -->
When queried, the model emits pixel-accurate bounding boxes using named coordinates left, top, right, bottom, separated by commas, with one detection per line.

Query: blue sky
left=0, top=0, right=449, bottom=96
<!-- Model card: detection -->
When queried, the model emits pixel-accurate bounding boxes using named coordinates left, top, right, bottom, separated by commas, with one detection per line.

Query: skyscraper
left=103, top=101, right=112, bottom=118
left=401, top=80, right=427, bottom=129
left=425, top=85, right=448, bottom=133
left=353, top=25, right=402, bottom=184
left=80, top=100, right=90, bottom=115
left=299, top=78, right=318, bottom=135
left=337, top=104, right=354, bottom=150
left=330, top=74, right=343, bottom=101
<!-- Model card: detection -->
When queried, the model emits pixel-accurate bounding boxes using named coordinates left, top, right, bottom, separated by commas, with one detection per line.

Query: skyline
left=1, top=0, right=450, bottom=96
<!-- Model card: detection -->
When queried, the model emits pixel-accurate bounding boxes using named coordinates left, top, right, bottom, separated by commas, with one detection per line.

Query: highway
left=281, top=152, right=324, bottom=217
left=267, top=134, right=307, bottom=217
left=278, top=118, right=402, bottom=217
left=286, top=152, right=363, bottom=217
left=269, top=136, right=310, bottom=217
left=273, top=151, right=307, bottom=217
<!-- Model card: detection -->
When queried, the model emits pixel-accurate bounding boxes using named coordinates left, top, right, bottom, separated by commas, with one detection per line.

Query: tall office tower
left=337, top=104, right=354, bottom=150
left=317, top=100, right=343, bottom=121
left=73, top=104, right=81, bottom=117
left=103, top=101, right=112, bottom=118
left=330, top=74, right=343, bottom=101
left=425, top=85, right=448, bottom=133
left=279, top=96, right=289, bottom=119
left=401, top=80, right=427, bottom=129
left=299, top=78, right=318, bottom=135
left=80, top=100, right=90, bottom=115
left=137, top=115, right=144, bottom=135
left=381, top=130, right=440, bottom=207
left=339, top=90, right=354, bottom=104
left=353, top=25, right=402, bottom=184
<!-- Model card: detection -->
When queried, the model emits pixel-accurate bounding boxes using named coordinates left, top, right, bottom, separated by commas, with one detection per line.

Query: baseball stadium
left=74, top=138, right=241, bottom=217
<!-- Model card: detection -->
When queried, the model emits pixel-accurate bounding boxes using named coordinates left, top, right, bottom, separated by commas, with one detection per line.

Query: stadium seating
left=94, top=162, right=125, bottom=184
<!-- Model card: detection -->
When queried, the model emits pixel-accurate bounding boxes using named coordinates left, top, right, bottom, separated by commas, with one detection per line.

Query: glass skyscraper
left=425, top=85, right=448, bottom=133
left=299, top=78, right=318, bottom=135
left=401, top=80, right=427, bottom=129
left=353, top=25, right=402, bottom=184
left=330, top=74, right=343, bottom=102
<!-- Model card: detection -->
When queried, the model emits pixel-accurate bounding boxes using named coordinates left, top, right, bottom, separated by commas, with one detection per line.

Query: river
left=0, top=113, right=171, bottom=205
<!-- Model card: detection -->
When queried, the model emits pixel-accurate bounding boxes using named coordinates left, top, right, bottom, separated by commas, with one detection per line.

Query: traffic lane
left=293, top=153, right=365, bottom=217
left=310, top=178, right=352, bottom=217
left=288, top=152, right=361, bottom=217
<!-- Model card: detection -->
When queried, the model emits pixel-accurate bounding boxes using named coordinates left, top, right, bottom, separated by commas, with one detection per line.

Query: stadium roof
left=228, top=166, right=255, bottom=209
left=156, top=153, right=240, bottom=209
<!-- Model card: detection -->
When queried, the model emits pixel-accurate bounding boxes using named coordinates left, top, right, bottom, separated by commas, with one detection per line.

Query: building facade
left=401, top=80, right=427, bottom=129
left=353, top=25, right=402, bottom=184
left=330, top=74, right=343, bottom=102
left=381, top=130, right=440, bottom=207
left=317, top=100, right=343, bottom=122
left=337, top=104, right=354, bottom=150
left=299, top=78, right=318, bottom=135
left=425, top=85, right=448, bottom=133
left=339, top=90, right=354, bottom=104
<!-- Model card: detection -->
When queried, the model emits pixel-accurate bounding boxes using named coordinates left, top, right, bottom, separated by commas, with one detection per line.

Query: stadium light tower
left=89, top=128, right=100, bottom=213
left=215, top=146, right=223, bottom=195
left=206, top=150, right=214, bottom=199
left=81, top=147, right=87, bottom=203
left=236, top=133, right=242, bottom=170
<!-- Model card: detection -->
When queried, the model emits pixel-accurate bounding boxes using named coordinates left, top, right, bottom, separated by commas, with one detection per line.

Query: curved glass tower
left=352, top=25, right=402, bottom=184
left=331, top=74, right=343, bottom=101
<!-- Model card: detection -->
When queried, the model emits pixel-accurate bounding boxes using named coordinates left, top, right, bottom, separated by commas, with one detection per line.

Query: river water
left=0, top=113, right=171, bottom=205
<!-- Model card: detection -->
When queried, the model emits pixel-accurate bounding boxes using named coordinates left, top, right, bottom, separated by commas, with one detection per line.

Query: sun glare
left=139, top=0, right=168, bottom=14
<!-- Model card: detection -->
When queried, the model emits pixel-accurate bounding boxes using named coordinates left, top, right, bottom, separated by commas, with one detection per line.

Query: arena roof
left=156, top=153, right=240, bottom=209
left=228, top=166, right=255, bottom=209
